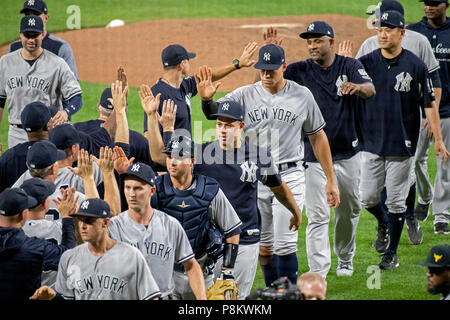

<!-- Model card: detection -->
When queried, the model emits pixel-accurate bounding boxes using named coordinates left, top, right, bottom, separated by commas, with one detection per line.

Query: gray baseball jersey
left=13, top=164, right=103, bottom=195
left=355, top=29, right=440, bottom=73
left=23, top=219, right=62, bottom=287
left=0, top=49, right=81, bottom=125
left=108, top=209, right=195, bottom=298
left=55, top=241, right=160, bottom=300
left=219, top=80, right=325, bottom=165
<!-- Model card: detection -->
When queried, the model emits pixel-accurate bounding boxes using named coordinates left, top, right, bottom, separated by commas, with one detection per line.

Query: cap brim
left=120, top=172, right=154, bottom=186
left=254, top=62, right=282, bottom=70
left=56, top=150, right=66, bottom=161
left=20, top=28, right=44, bottom=34
left=415, top=261, right=449, bottom=267
left=210, top=113, right=241, bottom=121
left=299, top=32, right=331, bottom=39
left=70, top=211, right=108, bottom=218
left=187, top=52, right=196, bottom=59
left=20, top=8, right=45, bottom=14
left=27, top=195, right=39, bottom=209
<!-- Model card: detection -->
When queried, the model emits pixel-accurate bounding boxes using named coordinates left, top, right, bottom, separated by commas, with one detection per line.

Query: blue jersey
left=0, top=141, right=36, bottom=192
left=194, top=140, right=282, bottom=245
left=284, top=55, right=372, bottom=162
left=407, top=17, right=450, bottom=119
left=358, top=49, right=435, bottom=157
left=73, top=119, right=157, bottom=169
left=143, top=77, right=197, bottom=135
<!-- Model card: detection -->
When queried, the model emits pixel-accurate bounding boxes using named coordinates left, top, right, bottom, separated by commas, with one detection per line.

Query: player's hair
left=163, top=64, right=179, bottom=71
left=28, top=164, right=54, bottom=179
left=98, top=105, right=113, bottom=117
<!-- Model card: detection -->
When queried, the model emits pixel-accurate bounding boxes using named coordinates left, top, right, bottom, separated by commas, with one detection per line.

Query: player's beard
left=428, top=277, right=450, bottom=295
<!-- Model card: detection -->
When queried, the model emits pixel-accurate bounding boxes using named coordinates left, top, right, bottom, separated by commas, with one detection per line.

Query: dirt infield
left=0, top=14, right=375, bottom=91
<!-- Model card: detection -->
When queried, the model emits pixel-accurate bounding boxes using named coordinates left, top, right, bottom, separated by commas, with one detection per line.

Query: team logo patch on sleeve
left=358, top=69, right=372, bottom=81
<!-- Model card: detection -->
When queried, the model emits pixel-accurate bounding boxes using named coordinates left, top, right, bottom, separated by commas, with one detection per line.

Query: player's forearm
left=309, top=130, right=336, bottom=184
left=271, top=181, right=302, bottom=219
left=211, top=65, right=237, bottom=82
left=184, top=259, right=207, bottom=300
left=82, top=177, right=100, bottom=199
left=433, top=88, right=442, bottom=110
left=102, top=110, right=117, bottom=139
left=145, top=114, right=167, bottom=166
left=424, top=102, right=443, bottom=142
left=102, top=172, right=121, bottom=216
left=225, top=234, right=240, bottom=245
left=357, top=82, right=376, bottom=99
left=114, top=112, right=129, bottom=145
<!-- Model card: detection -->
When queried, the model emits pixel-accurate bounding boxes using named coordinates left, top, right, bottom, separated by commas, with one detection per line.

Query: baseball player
left=0, top=101, right=53, bottom=193
left=407, top=0, right=450, bottom=234
left=20, top=178, right=63, bottom=287
left=108, top=162, right=207, bottom=300
left=357, top=10, right=449, bottom=269
left=199, top=44, right=340, bottom=285
left=355, top=0, right=443, bottom=245
left=10, top=0, right=78, bottom=79
left=0, top=186, right=77, bottom=300
left=151, top=140, right=243, bottom=299
left=263, top=21, right=375, bottom=278
left=0, top=15, right=82, bottom=149
left=52, top=198, right=161, bottom=300
left=142, top=95, right=302, bottom=299
left=143, top=42, right=258, bottom=137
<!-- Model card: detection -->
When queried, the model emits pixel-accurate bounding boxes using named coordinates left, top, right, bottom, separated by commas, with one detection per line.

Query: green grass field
left=0, top=0, right=448, bottom=300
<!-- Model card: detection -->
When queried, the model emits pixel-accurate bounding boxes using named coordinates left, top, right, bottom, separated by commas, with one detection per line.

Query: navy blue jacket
left=0, top=218, right=76, bottom=300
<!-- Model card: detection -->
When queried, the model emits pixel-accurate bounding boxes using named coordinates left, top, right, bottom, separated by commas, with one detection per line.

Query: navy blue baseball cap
left=254, top=44, right=286, bottom=71
left=27, top=140, right=66, bottom=169
left=20, top=178, right=56, bottom=207
left=161, top=44, right=196, bottom=67
left=20, top=15, right=44, bottom=34
left=416, top=244, right=450, bottom=268
left=299, top=21, right=334, bottom=39
left=163, top=135, right=195, bottom=158
left=49, top=123, right=81, bottom=150
left=21, top=101, right=51, bottom=132
left=71, top=198, right=111, bottom=219
left=210, top=100, right=245, bottom=122
left=0, top=188, right=38, bottom=216
left=20, top=0, right=48, bottom=15
left=379, top=10, right=405, bottom=28
left=99, top=88, right=114, bottom=110
left=367, top=0, right=405, bottom=16
left=121, top=162, right=156, bottom=186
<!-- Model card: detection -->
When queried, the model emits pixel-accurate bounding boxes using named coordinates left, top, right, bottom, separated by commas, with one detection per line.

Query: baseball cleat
left=414, top=203, right=430, bottom=221
left=336, top=261, right=353, bottom=277
left=373, top=224, right=390, bottom=253
left=434, top=222, right=449, bottom=235
left=379, top=252, right=399, bottom=270
left=405, top=217, right=423, bottom=245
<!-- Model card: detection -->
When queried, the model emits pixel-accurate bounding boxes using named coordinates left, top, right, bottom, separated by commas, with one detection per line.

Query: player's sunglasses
left=428, top=267, right=447, bottom=275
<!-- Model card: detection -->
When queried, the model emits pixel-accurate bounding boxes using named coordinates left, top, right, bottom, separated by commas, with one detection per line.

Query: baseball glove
left=207, top=279, right=239, bottom=300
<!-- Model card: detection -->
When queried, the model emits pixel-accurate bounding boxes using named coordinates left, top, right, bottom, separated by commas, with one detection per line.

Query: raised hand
left=117, top=66, right=128, bottom=97
left=338, top=40, right=353, bottom=58
left=194, top=65, right=221, bottom=101
left=158, top=99, right=177, bottom=132
left=92, top=146, right=115, bottom=174
left=54, top=187, right=79, bottom=218
left=113, top=146, right=135, bottom=175
left=109, top=80, right=128, bottom=115
left=139, top=84, right=161, bottom=116
left=238, top=42, right=258, bottom=68
left=263, top=26, right=283, bottom=46
left=69, top=149, right=94, bottom=180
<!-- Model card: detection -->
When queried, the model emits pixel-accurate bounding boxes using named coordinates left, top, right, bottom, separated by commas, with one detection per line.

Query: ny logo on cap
left=28, top=18, right=36, bottom=26
left=171, top=141, right=179, bottom=149
left=222, top=103, right=229, bottom=111
left=28, top=0, right=35, bottom=5
left=131, top=163, right=140, bottom=172
left=308, top=23, right=315, bottom=31
left=263, top=52, right=271, bottom=61
left=80, top=201, right=89, bottom=210
left=381, top=12, right=388, bottom=20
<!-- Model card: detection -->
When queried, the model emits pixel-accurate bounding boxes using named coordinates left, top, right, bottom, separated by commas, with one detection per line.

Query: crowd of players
left=0, top=0, right=449, bottom=301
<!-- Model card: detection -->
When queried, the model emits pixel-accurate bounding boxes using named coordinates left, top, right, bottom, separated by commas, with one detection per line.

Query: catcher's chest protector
left=155, top=174, right=219, bottom=257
